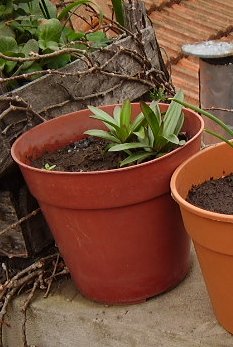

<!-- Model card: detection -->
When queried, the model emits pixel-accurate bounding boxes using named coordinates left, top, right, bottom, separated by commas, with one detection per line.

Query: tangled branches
left=0, top=3, right=175, bottom=343
left=0, top=251, right=69, bottom=346
left=0, top=3, right=174, bottom=104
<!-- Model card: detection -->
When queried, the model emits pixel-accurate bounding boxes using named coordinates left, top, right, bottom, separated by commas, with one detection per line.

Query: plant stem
left=204, top=128, right=233, bottom=148
left=111, top=0, right=125, bottom=27
left=171, top=98, right=233, bottom=138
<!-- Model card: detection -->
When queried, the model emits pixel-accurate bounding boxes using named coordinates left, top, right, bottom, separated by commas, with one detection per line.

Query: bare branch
left=2, top=119, right=27, bottom=135
left=0, top=48, right=88, bottom=63
left=0, top=208, right=41, bottom=239
left=0, top=96, right=46, bottom=123
left=21, top=272, right=42, bottom=347
left=204, top=107, right=233, bottom=113
left=0, top=66, right=97, bottom=83
left=99, top=70, right=155, bottom=88
left=43, top=255, right=60, bottom=298
left=40, top=81, right=124, bottom=115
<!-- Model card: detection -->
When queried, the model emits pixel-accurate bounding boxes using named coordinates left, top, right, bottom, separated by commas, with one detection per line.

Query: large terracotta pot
left=170, top=141, right=233, bottom=333
left=11, top=103, right=203, bottom=304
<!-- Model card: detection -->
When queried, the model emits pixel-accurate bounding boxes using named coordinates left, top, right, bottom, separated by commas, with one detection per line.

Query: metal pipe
left=182, top=40, right=233, bottom=145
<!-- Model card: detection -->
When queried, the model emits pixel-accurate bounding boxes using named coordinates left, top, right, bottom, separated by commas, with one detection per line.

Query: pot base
left=195, top=242, right=233, bottom=334
left=73, top=265, right=190, bottom=305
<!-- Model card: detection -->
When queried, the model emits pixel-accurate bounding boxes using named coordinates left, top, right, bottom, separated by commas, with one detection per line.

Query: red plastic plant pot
left=11, top=103, right=204, bottom=304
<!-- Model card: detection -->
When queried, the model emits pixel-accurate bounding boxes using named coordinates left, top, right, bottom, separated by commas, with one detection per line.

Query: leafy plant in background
left=0, top=0, right=110, bottom=89
left=149, top=87, right=167, bottom=102
left=111, top=0, right=125, bottom=27
left=85, top=90, right=186, bottom=167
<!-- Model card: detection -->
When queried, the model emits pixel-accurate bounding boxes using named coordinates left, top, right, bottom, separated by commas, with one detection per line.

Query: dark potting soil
left=32, top=133, right=189, bottom=172
left=187, top=173, right=233, bottom=215
left=32, top=137, right=127, bottom=172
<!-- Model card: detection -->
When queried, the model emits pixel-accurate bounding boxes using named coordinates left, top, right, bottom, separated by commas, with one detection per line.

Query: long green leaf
left=163, top=133, right=180, bottom=145
left=163, top=89, right=184, bottom=136
left=171, top=98, right=233, bottom=138
left=113, top=105, right=121, bottom=126
left=147, top=126, right=155, bottom=147
left=120, top=99, right=131, bottom=131
left=133, top=127, right=145, bottom=140
left=120, top=152, right=153, bottom=167
left=88, top=105, right=120, bottom=131
left=153, top=121, right=173, bottom=151
left=204, top=128, right=233, bottom=148
left=39, top=0, right=51, bottom=19
left=58, top=0, right=90, bottom=20
left=173, top=111, right=184, bottom=135
left=111, top=0, right=125, bottom=27
left=131, top=112, right=145, bottom=132
left=149, top=100, right=161, bottom=125
left=109, top=142, right=148, bottom=152
left=140, top=101, right=160, bottom=140
left=84, top=129, right=120, bottom=143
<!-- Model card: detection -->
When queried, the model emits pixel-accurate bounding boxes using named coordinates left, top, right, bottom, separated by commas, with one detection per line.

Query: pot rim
left=11, top=102, right=204, bottom=176
left=170, top=141, right=233, bottom=222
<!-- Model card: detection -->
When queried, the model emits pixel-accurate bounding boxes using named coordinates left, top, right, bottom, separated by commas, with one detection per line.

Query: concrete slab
left=3, top=248, right=233, bottom=347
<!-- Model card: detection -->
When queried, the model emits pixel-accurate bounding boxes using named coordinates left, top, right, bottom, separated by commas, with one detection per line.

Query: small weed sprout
left=44, top=163, right=56, bottom=171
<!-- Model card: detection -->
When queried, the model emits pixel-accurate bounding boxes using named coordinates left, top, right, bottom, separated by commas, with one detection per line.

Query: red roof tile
left=52, top=0, right=233, bottom=104
left=149, top=0, right=233, bottom=103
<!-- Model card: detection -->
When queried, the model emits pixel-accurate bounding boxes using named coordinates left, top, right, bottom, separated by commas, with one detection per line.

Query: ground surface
left=4, top=249, right=233, bottom=347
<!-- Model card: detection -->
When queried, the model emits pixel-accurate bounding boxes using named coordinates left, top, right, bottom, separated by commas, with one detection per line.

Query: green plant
left=111, top=0, right=125, bottom=27
left=0, top=0, right=110, bottom=88
left=85, top=90, right=186, bottom=166
left=44, top=162, right=56, bottom=170
left=171, top=99, right=233, bottom=148
left=149, top=87, right=167, bottom=102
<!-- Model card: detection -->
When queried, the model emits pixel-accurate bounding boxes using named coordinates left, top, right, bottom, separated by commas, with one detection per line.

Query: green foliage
left=0, top=0, right=111, bottom=89
left=85, top=99, right=145, bottom=145
left=44, top=163, right=56, bottom=170
left=111, top=0, right=125, bottom=27
left=149, top=87, right=167, bottom=102
left=85, top=90, right=186, bottom=167
left=171, top=98, right=233, bottom=149
left=58, top=0, right=90, bottom=20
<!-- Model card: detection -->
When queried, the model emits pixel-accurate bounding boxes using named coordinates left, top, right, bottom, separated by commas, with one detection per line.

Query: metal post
left=182, top=40, right=233, bottom=145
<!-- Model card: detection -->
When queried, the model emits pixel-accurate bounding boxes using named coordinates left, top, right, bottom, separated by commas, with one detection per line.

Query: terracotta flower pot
left=11, top=103, right=203, bottom=304
left=170, top=141, right=233, bottom=333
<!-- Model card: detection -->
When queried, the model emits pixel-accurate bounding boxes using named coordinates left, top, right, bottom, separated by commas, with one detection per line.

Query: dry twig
left=43, top=255, right=59, bottom=298
left=0, top=208, right=41, bottom=239
left=0, top=251, right=69, bottom=345
left=0, top=3, right=174, bottom=344
left=21, top=272, right=43, bottom=347
left=204, top=107, right=233, bottom=113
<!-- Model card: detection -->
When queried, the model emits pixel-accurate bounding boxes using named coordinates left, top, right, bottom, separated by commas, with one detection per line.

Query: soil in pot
left=187, top=173, right=233, bottom=215
left=32, top=137, right=127, bottom=172
left=31, top=134, right=188, bottom=172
